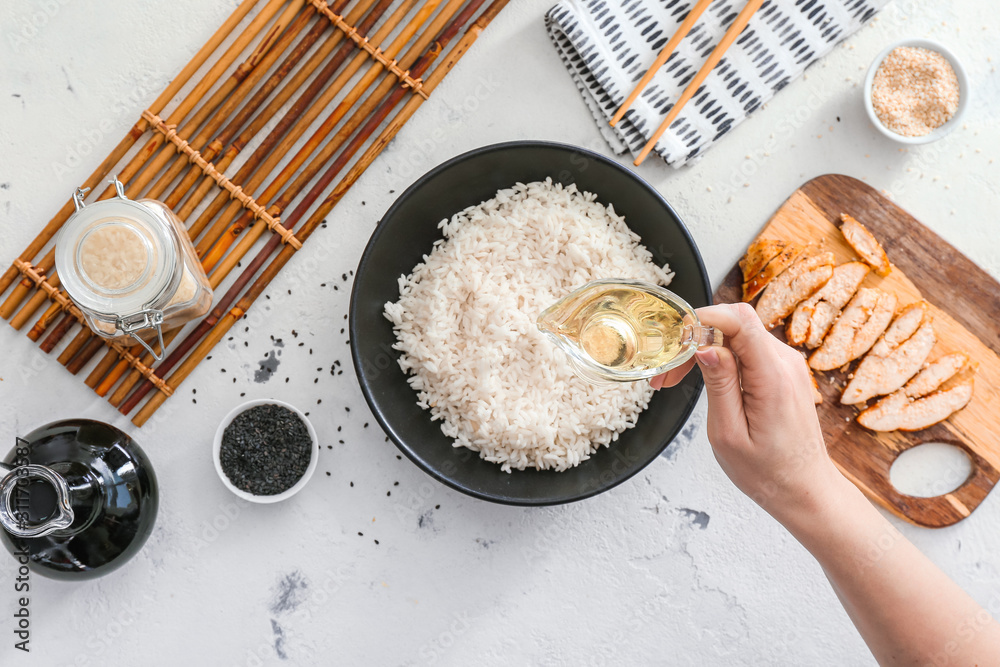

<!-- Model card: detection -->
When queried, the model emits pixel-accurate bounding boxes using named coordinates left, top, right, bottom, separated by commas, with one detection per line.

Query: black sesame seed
left=219, top=404, right=311, bottom=496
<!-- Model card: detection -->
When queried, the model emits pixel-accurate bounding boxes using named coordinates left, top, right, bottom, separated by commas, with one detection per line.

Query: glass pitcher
left=0, top=420, right=159, bottom=580
left=537, top=279, right=722, bottom=384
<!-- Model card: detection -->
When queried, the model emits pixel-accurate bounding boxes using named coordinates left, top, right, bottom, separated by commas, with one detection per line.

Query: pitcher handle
left=692, top=325, right=724, bottom=349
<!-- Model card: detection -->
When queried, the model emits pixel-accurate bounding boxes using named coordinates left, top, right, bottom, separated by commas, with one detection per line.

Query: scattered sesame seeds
left=871, top=46, right=959, bottom=137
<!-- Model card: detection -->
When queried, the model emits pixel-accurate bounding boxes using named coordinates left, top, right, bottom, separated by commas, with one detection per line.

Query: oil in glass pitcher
left=537, top=279, right=722, bottom=383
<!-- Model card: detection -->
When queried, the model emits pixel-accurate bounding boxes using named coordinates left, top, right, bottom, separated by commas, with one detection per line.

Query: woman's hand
left=652, top=302, right=843, bottom=522
left=655, top=303, right=1000, bottom=666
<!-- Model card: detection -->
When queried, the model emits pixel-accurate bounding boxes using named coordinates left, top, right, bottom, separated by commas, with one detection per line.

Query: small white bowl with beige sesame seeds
left=863, top=38, right=969, bottom=145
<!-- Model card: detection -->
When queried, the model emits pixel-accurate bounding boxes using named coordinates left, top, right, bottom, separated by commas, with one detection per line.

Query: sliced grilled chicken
left=870, top=302, right=928, bottom=355
left=840, top=322, right=935, bottom=405
left=742, top=242, right=807, bottom=302
left=786, top=262, right=870, bottom=347
left=841, top=214, right=891, bottom=277
left=808, top=288, right=897, bottom=371
left=904, top=353, right=970, bottom=397
left=740, top=239, right=787, bottom=283
left=755, top=252, right=834, bottom=330
left=857, top=377, right=974, bottom=432
left=840, top=302, right=932, bottom=404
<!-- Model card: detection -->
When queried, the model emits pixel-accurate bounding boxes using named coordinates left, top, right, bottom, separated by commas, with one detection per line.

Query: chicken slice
left=740, top=239, right=787, bottom=283
left=869, top=302, right=928, bottom=356
left=786, top=262, right=870, bottom=347
left=904, top=353, right=970, bottom=398
left=808, top=288, right=897, bottom=371
left=755, top=252, right=834, bottom=330
left=839, top=302, right=931, bottom=404
left=840, top=322, right=935, bottom=405
left=742, top=242, right=807, bottom=302
left=841, top=214, right=891, bottom=277
left=857, top=378, right=974, bottom=432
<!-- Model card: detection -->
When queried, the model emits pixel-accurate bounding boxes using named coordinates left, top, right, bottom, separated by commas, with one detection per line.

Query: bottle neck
left=0, top=465, right=76, bottom=539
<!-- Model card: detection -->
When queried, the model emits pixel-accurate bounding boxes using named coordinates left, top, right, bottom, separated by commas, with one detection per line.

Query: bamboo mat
left=0, top=0, right=509, bottom=426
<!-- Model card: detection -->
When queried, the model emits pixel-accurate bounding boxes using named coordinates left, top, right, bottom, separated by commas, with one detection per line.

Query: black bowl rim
left=349, top=140, right=710, bottom=505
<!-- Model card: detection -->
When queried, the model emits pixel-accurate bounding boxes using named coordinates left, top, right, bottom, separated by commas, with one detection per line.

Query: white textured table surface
left=1, top=1, right=998, bottom=665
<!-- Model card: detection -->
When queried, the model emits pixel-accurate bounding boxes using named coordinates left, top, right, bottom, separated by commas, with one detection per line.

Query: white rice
left=384, top=179, right=674, bottom=472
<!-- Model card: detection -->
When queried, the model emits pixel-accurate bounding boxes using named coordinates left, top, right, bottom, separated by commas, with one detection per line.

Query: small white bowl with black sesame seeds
left=863, top=38, right=969, bottom=145
left=213, top=398, right=319, bottom=504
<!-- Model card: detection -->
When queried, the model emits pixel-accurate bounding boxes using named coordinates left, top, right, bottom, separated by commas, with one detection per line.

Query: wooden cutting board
left=714, top=174, right=1000, bottom=528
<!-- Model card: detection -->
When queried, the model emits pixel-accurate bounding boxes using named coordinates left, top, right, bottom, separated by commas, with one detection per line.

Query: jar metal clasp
left=117, top=309, right=166, bottom=361
left=72, top=176, right=127, bottom=211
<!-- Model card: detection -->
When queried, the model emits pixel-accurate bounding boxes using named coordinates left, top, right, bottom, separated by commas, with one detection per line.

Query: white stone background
left=0, top=0, right=997, bottom=665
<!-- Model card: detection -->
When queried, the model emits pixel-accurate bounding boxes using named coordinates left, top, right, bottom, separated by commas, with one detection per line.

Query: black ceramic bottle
left=0, top=419, right=158, bottom=580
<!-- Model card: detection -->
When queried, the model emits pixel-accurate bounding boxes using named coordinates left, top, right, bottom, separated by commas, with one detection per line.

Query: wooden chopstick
left=610, top=0, right=713, bottom=128
left=634, top=0, right=766, bottom=165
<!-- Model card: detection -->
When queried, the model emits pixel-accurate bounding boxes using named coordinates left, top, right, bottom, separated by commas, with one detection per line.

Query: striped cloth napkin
left=546, top=0, right=888, bottom=167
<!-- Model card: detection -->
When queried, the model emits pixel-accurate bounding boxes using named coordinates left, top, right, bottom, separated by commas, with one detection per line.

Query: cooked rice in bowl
left=383, top=179, right=673, bottom=472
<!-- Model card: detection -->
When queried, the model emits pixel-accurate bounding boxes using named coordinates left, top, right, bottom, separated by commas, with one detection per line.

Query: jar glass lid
left=56, top=197, right=178, bottom=318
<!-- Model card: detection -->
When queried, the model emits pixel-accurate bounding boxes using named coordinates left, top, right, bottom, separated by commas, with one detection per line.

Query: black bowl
left=350, top=141, right=709, bottom=505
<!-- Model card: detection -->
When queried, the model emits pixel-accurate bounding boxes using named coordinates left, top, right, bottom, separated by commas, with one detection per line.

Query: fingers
left=696, top=303, right=783, bottom=374
left=650, top=357, right=695, bottom=389
left=696, top=345, right=749, bottom=445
